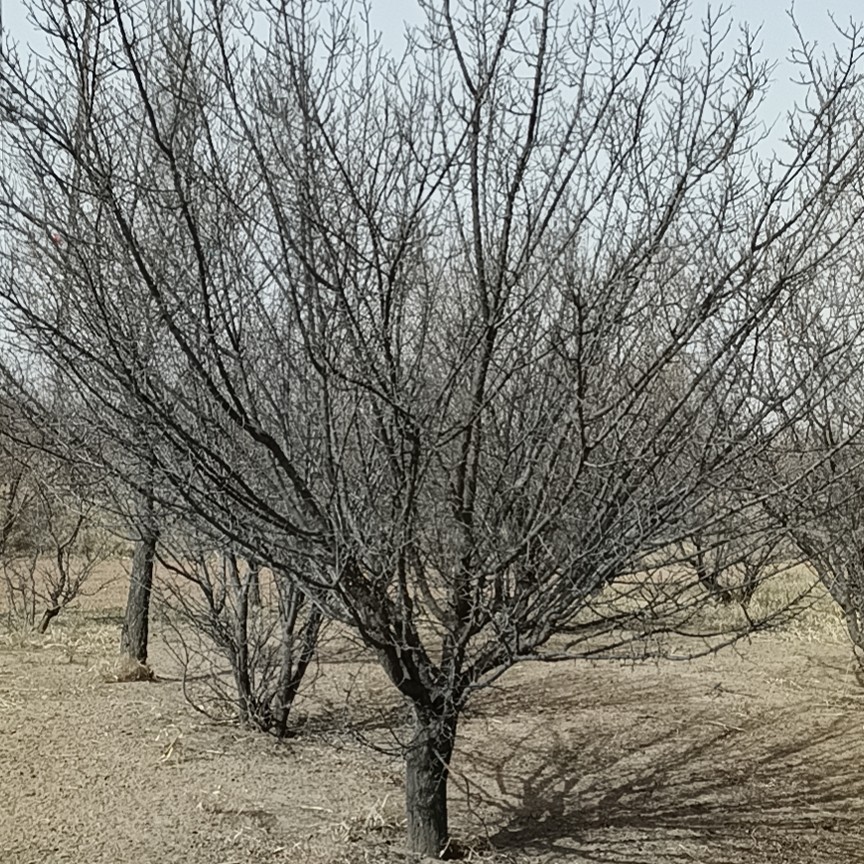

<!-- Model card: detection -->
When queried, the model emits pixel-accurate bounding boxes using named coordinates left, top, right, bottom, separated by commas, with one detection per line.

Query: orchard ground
left=2, top=570, right=864, bottom=864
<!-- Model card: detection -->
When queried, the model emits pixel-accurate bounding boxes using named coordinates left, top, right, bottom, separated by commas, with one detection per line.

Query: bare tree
left=158, top=540, right=322, bottom=737
left=674, top=498, right=791, bottom=608
left=0, top=433, right=113, bottom=632
left=2, top=0, right=864, bottom=855
left=762, top=355, right=864, bottom=660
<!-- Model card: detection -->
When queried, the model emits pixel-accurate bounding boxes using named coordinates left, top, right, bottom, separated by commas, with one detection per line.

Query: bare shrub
left=0, top=444, right=115, bottom=632
left=157, top=542, right=322, bottom=737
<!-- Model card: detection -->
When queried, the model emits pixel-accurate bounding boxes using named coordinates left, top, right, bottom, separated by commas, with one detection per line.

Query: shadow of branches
left=455, top=663, right=864, bottom=863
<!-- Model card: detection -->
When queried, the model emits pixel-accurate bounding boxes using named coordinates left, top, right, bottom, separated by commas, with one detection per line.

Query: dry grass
left=97, top=652, right=155, bottom=682
left=691, top=563, right=849, bottom=642
left=573, top=559, right=849, bottom=652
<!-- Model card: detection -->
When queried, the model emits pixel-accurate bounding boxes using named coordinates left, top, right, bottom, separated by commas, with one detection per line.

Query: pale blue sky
left=3, top=1, right=858, bottom=56
left=364, top=1, right=862, bottom=63
left=2, top=0, right=860, bottom=130
left=364, top=0, right=864, bottom=133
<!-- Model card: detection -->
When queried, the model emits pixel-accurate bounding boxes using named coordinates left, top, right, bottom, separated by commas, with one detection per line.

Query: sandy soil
left=3, top=591, right=864, bottom=864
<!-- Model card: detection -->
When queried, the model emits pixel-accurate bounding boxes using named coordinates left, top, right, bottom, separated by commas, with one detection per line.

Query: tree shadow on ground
left=457, top=671, right=864, bottom=863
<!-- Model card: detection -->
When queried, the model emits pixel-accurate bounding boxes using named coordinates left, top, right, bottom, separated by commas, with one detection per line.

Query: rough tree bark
left=405, top=703, right=458, bottom=858
left=121, top=499, right=158, bottom=664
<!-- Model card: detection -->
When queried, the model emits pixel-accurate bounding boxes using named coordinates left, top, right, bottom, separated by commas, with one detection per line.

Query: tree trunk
left=405, top=702, right=458, bottom=858
left=227, top=553, right=253, bottom=725
left=248, top=556, right=261, bottom=607
left=275, top=600, right=322, bottom=738
left=121, top=520, right=158, bottom=664
left=38, top=605, right=60, bottom=633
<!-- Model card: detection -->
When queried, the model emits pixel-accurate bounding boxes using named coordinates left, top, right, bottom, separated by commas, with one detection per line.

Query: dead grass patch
left=97, top=653, right=155, bottom=682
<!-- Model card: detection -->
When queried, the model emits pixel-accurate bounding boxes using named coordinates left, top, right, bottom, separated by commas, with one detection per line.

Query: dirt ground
left=3, top=584, right=864, bottom=864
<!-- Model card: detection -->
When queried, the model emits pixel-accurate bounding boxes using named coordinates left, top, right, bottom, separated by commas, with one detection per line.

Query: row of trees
left=3, top=0, right=864, bottom=855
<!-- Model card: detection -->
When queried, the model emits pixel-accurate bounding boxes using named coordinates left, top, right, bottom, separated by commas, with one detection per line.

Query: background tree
left=757, top=263, right=864, bottom=663
left=2, top=0, right=864, bottom=856
left=0, top=420, right=115, bottom=633
left=158, top=539, right=321, bottom=737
